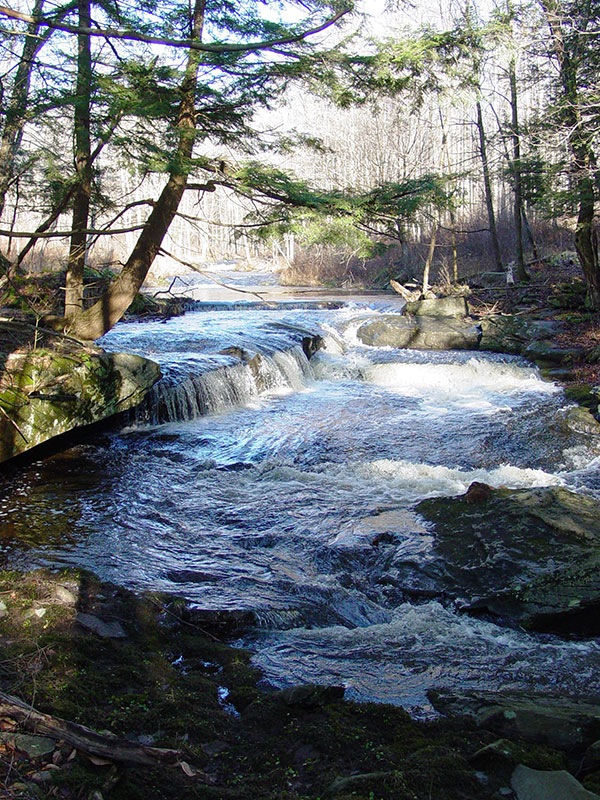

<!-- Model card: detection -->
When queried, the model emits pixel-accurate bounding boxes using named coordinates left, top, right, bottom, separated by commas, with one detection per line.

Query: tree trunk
left=541, top=0, right=600, bottom=308
left=508, top=53, right=529, bottom=281
left=475, top=99, right=504, bottom=273
left=0, top=0, right=49, bottom=222
left=67, top=0, right=206, bottom=340
left=64, top=0, right=92, bottom=321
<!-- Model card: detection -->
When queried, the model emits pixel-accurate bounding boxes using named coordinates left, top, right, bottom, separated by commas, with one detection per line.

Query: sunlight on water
left=2, top=294, right=600, bottom=713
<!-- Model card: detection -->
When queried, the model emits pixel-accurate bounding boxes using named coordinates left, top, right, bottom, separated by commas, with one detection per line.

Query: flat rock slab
left=511, top=765, right=600, bottom=800
left=0, top=733, right=56, bottom=758
left=429, top=690, right=600, bottom=751
left=415, top=486, right=600, bottom=632
left=76, top=612, right=126, bottom=638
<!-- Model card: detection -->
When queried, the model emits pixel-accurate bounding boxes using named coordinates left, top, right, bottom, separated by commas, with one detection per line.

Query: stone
left=357, top=315, right=480, bottom=350
left=0, top=733, right=56, bottom=758
left=469, top=739, right=522, bottom=768
left=52, top=584, right=78, bottom=605
left=404, top=295, right=469, bottom=317
left=522, top=339, right=584, bottom=365
left=23, top=607, right=46, bottom=619
left=584, top=741, right=600, bottom=773
left=0, top=599, right=7, bottom=618
left=76, top=612, right=126, bottom=639
left=565, top=407, right=600, bottom=437
left=416, top=486, right=600, bottom=633
left=0, top=347, right=161, bottom=463
left=511, top=764, right=600, bottom=800
left=478, top=315, right=563, bottom=355
left=429, top=690, right=600, bottom=752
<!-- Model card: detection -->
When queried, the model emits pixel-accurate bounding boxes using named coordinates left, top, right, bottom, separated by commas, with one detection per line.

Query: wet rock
left=511, top=764, right=600, bottom=800
left=404, top=295, right=469, bottom=317
left=565, top=407, right=600, bottom=437
left=76, top=612, right=126, bottom=638
left=275, top=684, right=345, bottom=709
left=357, top=315, right=480, bottom=349
left=429, top=690, right=600, bottom=751
left=302, top=334, right=325, bottom=359
left=416, top=486, right=600, bottom=632
left=464, top=481, right=493, bottom=504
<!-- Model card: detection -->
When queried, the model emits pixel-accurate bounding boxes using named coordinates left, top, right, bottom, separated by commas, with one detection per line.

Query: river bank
left=1, top=568, right=599, bottom=800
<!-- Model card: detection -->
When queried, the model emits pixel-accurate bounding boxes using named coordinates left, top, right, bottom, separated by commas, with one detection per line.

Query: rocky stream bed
left=2, top=282, right=600, bottom=799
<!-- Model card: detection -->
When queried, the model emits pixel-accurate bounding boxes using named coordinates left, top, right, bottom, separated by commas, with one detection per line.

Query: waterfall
left=133, top=345, right=314, bottom=424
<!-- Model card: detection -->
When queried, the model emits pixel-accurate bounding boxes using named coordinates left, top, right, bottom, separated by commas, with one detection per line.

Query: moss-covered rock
left=416, top=486, right=600, bottom=633
left=0, top=344, right=160, bottom=462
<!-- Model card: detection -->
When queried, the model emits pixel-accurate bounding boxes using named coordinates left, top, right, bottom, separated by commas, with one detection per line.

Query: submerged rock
left=415, top=486, right=600, bottom=633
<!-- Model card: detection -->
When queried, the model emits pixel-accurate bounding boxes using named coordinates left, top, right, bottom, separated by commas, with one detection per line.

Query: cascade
left=133, top=345, right=314, bottom=424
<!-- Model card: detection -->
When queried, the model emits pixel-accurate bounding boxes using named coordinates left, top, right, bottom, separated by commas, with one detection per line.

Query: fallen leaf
left=67, top=748, right=77, bottom=761
left=179, top=761, right=198, bottom=777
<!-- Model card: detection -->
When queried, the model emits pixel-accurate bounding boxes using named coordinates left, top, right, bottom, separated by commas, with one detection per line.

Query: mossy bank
left=1, top=569, right=600, bottom=800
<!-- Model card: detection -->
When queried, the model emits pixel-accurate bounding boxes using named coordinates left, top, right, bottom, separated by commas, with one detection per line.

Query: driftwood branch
left=0, top=691, right=179, bottom=767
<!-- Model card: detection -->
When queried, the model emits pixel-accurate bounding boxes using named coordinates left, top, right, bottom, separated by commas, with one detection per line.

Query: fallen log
left=0, top=691, right=179, bottom=766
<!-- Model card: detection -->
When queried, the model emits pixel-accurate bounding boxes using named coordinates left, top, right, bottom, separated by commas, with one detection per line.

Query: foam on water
left=246, top=600, right=600, bottom=712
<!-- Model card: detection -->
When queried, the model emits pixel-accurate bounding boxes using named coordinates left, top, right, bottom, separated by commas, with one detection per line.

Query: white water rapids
left=2, top=280, right=600, bottom=716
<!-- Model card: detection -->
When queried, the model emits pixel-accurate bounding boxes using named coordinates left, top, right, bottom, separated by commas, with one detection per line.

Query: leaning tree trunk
left=67, top=0, right=206, bottom=340
left=475, top=99, right=504, bottom=274
left=64, top=0, right=92, bottom=321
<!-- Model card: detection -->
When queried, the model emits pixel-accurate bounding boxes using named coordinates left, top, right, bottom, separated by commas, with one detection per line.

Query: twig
left=0, top=404, right=28, bottom=442
left=157, top=248, right=275, bottom=304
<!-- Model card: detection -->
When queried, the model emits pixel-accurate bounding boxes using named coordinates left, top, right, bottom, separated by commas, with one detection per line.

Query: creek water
left=2, top=268, right=600, bottom=716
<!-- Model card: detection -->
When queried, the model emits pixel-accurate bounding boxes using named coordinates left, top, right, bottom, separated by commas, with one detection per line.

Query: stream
left=2, top=266, right=600, bottom=717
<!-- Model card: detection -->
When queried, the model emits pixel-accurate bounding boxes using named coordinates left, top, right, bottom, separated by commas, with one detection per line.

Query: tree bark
left=64, top=0, right=92, bottom=320
left=475, top=99, right=504, bottom=273
left=67, top=0, right=206, bottom=340
left=508, top=52, right=529, bottom=281
left=541, top=0, right=600, bottom=308
left=0, top=0, right=49, bottom=221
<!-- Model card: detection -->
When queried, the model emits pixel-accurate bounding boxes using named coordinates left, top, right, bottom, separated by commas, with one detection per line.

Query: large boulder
left=415, top=486, right=600, bottom=633
left=357, top=315, right=480, bottom=350
left=0, top=346, right=161, bottom=462
left=478, top=315, right=565, bottom=360
left=404, top=296, right=469, bottom=317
